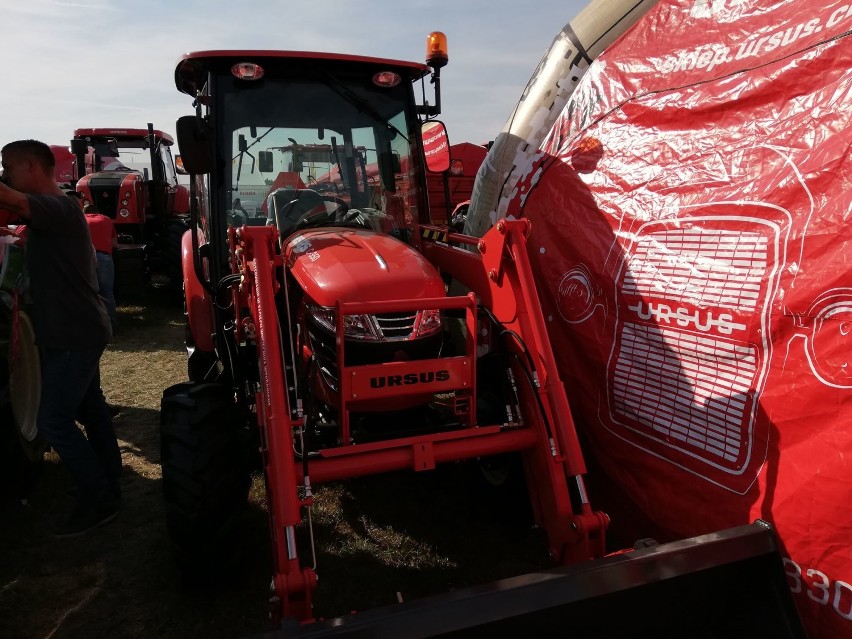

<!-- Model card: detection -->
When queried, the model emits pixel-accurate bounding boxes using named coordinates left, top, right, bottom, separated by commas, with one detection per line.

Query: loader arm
left=422, top=220, right=608, bottom=564
left=231, top=224, right=317, bottom=622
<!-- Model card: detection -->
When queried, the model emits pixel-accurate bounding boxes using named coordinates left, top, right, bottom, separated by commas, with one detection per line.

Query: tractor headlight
left=310, top=306, right=336, bottom=333
left=342, top=314, right=378, bottom=340
left=415, top=309, right=442, bottom=338
left=309, top=306, right=378, bottom=340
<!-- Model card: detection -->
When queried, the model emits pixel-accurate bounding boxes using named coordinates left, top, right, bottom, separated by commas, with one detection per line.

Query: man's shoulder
left=27, top=192, right=78, bottom=207
left=27, top=192, right=85, bottom=231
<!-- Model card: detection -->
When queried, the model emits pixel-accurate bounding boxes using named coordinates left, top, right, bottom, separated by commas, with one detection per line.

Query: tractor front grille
left=87, top=181, right=120, bottom=219
left=375, top=312, right=418, bottom=340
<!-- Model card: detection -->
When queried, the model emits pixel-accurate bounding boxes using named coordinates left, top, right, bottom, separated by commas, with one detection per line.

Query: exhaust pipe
left=465, top=0, right=661, bottom=237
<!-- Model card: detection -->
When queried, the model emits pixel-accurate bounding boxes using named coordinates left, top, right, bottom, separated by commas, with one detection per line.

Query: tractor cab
left=69, top=126, right=190, bottom=296
left=174, top=46, right=457, bottom=434
left=176, top=48, right=450, bottom=269
left=71, top=127, right=181, bottom=231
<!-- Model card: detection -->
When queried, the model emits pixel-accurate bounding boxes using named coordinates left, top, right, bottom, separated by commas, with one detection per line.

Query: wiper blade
left=313, top=67, right=408, bottom=142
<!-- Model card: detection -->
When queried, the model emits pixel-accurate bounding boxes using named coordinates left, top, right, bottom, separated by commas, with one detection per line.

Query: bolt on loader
left=160, top=32, right=807, bottom=636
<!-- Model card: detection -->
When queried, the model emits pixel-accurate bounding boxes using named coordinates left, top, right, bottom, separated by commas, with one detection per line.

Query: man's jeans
left=95, top=251, right=116, bottom=330
left=38, top=347, right=121, bottom=506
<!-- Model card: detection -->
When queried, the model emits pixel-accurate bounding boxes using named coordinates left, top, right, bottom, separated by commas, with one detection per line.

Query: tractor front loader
left=160, top=34, right=806, bottom=636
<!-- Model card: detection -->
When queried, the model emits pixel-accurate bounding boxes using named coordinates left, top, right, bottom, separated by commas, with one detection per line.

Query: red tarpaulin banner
left=513, top=1, right=852, bottom=636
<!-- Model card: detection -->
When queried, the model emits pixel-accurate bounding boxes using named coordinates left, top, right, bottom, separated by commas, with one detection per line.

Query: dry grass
left=0, top=292, right=552, bottom=639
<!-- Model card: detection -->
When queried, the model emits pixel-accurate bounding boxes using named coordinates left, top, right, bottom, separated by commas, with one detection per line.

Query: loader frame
left=229, top=219, right=609, bottom=621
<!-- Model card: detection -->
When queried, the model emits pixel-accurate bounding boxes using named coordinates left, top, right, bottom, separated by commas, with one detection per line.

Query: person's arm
left=0, top=182, right=31, bottom=221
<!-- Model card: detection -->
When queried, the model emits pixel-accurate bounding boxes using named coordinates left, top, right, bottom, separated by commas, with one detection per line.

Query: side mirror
left=176, top=115, right=215, bottom=175
left=421, top=120, right=450, bottom=173
left=70, top=138, right=88, bottom=156
left=259, top=151, right=273, bottom=173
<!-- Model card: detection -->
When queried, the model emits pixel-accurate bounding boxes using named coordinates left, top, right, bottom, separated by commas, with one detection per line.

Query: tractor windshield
left=83, top=138, right=179, bottom=186
left=218, top=65, right=421, bottom=242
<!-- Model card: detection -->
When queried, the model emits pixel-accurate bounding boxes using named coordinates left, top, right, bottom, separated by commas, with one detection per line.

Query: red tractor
left=68, top=125, right=190, bottom=296
left=426, top=140, right=488, bottom=227
left=161, top=33, right=805, bottom=635
left=49, top=144, right=77, bottom=191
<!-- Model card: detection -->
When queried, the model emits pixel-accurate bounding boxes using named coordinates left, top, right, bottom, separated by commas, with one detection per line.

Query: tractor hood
left=284, top=229, right=445, bottom=308
left=81, top=171, right=141, bottom=187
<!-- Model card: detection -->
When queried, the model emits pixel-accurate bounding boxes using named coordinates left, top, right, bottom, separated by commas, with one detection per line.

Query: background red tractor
left=66, top=125, right=190, bottom=297
left=426, top=140, right=487, bottom=227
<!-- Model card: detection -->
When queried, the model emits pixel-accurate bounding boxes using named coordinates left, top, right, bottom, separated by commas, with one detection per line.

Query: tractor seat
left=267, top=188, right=327, bottom=237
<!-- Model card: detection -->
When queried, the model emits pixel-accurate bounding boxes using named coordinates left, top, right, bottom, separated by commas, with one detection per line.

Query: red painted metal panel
left=345, top=356, right=472, bottom=401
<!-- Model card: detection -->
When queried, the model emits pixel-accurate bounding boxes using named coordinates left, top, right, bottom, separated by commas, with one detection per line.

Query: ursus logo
left=370, top=370, right=450, bottom=388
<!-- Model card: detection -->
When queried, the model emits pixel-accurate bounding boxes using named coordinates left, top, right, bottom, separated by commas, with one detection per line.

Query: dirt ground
left=0, top=293, right=552, bottom=639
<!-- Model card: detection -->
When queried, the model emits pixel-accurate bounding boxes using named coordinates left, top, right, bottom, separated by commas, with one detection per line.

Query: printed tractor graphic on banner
left=549, top=144, right=845, bottom=494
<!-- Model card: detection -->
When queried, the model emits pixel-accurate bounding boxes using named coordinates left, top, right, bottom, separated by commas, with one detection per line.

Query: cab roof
left=175, top=50, right=431, bottom=97
left=73, top=128, right=174, bottom=145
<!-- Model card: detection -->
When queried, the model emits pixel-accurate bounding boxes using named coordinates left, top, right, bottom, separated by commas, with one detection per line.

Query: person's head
left=233, top=198, right=242, bottom=207
left=1, top=139, right=58, bottom=193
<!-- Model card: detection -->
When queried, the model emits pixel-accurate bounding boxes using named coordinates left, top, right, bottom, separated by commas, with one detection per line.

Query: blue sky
left=1, top=0, right=588, bottom=152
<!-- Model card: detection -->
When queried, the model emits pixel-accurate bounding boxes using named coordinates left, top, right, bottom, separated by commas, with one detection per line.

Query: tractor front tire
left=160, top=382, right=252, bottom=574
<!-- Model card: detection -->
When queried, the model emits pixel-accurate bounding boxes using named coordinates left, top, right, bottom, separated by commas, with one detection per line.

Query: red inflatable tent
left=502, top=1, right=852, bottom=637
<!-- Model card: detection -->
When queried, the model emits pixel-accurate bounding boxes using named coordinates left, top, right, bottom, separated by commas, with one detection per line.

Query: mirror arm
left=417, top=68, right=442, bottom=117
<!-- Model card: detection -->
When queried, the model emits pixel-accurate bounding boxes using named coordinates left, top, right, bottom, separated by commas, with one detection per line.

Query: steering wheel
left=340, top=209, right=364, bottom=224
left=293, top=204, right=334, bottom=231
left=321, top=195, right=349, bottom=213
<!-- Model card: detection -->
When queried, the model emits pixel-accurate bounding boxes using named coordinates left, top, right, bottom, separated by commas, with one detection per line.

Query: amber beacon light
left=425, top=31, right=448, bottom=69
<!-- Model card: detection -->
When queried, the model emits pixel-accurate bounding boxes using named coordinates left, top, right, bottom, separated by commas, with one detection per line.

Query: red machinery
left=69, top=125, right=190, bottom=295
left=160, top=34, right=805, bottom=635
left=426, top=141, right=487, bottom=226
left=49, top=144, right=76, bottom=190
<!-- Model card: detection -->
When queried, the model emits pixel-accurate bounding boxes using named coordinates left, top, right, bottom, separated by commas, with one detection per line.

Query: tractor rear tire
left=160, top=382, right=252, bottom=574
left=0, top=307, right=45, bottom=505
